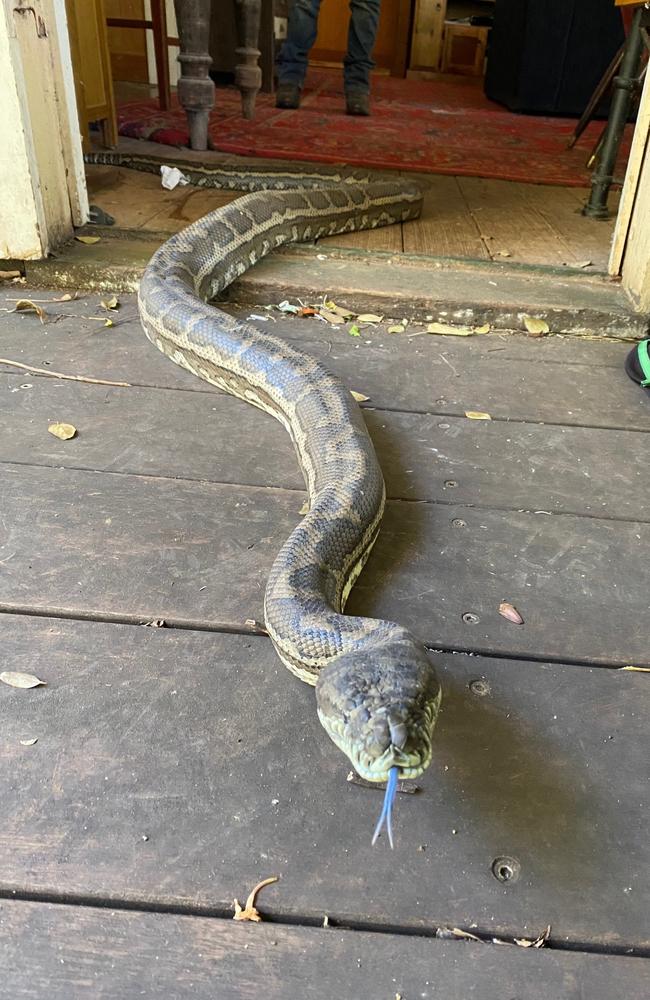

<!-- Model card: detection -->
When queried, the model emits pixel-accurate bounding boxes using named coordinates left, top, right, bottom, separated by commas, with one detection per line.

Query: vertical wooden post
left=233, top=0, right=262, bottom=119
left=151, top=0, right=171, bottom=111
left=173, top=0, right=214, bottom=150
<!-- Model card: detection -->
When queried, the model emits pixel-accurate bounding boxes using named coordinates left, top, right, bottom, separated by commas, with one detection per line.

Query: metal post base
left=583, top=7, right=646, bottom=219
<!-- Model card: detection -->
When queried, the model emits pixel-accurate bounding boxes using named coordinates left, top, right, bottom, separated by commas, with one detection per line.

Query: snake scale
left=87, top=152, right=442, bottom=845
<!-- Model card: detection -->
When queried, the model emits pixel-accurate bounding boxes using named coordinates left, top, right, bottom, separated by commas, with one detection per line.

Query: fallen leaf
left=13, top=299, right=47, bottom=323
left=233, top=876, right=279, bottom=922
left=142, top=619, right=165, bottom=628
left=298, top=307, right=316, bottom=317
left=298, top=500, right=310, bottom=515
left=427, top=322, right=474, bottom=337
left=499, top=601, right=524, bottom=625
left=100, top=296, right=119, bottom=310
left=48, top=422, right=77, bottom=440
left=450, top=927, right=483, bottom=942
left=523, top=316, right=550, bottom=336
left=350, top=390, right=370, bottom=402
left=324, top=301, right=354, bottom=319
left=103, top=318, right=114, bottom=327
left=20, top=738, right=38, bottom=746
left=1, top=671, right=46, bottom=689
left=356, top=313, right=383, bottom=324
left=474, top=324, right=491, bottom=334
left=348, top=325, right=361, bottom=337
left=388, top=325, right=405, bottom=334
left=514, top=925, right=551, bottom=949
left=576, top=261, right=593, bottom=269
left=75, top=235, right=101, bottom=245
left=619, top=665, right=650, bottom=673
left=465, top=411, right=492, bottom=420
left=56, top=292, right=76, bottom=302
left=318, top=309, right=343, bottom=324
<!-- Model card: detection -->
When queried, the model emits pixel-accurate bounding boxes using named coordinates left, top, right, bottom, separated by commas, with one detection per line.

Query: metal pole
left=583, top=6, right=645, bottom=219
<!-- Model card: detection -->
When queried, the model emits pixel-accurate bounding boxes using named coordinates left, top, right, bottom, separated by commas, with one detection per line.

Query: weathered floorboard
left=0, top=463, right=647, bottom=665
left=1, top=899, right=648, bottom=1000
left=2, top=373, right=649, bottom=520
left=0, top=615, right=647, bottom=948
left=0, top=293, right=645, bottom=431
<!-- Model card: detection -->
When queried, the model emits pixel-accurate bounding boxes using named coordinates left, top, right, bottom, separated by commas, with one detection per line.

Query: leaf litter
left=48, top=422, right=77, bottom=440
left=1, top=671, right=46, bottom=689
left=233, top=876, right=279, bottom=922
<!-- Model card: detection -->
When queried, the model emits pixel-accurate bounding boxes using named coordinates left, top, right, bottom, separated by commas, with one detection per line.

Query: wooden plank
left=0, top=615, right=648, bottom=947
left=457, top=178, right=583, bottom=266
left=318, top=220, right=403, bottom=253
left=0, top=293, right=643, bottom=431
left=1, top=463, right=649, bottom=665
left=2, top=373, right=650, bottom=520
left=85, top=165, right=238, bottom=232
left=515, top=186, right=619, bottom=272
left=1, top=900, right=648, bottom=1000
left=402, top=174, right=489, bottom=259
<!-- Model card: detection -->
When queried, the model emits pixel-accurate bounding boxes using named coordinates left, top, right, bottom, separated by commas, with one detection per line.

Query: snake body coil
left=87, top=152, right=441, bottom=807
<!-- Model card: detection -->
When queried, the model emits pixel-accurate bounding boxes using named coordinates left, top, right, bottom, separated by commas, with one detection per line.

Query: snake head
left=315, top=631, right=441, bottom=782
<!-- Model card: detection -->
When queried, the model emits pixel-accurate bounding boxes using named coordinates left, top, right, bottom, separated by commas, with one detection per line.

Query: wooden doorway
left=311, top=0, right=412, bottom=76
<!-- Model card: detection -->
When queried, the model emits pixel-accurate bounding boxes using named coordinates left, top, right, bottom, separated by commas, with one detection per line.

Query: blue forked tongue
left=371, top=766, right=399, bottom=849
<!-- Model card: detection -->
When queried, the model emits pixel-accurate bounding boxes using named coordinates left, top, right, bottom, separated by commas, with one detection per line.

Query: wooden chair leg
left=151, top=0, right=172, bottom=111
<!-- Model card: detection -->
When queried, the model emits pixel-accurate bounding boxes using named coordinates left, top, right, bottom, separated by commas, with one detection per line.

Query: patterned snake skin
left=86, top=152, right=442, bottom=797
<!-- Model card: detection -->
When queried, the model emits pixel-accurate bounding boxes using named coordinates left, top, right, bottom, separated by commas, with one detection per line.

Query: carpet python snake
left=86, top=152, right=442, bottom=845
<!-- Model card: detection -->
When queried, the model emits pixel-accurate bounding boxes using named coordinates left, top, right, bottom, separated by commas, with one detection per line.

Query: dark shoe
left=345, top=91, right=370, bottom=116
left=276, top=83, right=301, bottom=109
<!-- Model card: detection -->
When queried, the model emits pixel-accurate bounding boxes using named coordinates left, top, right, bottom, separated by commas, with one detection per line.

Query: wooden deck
left=0, top=289, right=648, bottom=996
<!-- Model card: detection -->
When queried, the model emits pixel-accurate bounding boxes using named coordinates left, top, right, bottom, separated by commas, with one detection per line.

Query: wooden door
left=66, top=0, right=118, bottom=149
left=105, top=0, right=149, bottom=82
left=311, top=0, right=410, bottom=76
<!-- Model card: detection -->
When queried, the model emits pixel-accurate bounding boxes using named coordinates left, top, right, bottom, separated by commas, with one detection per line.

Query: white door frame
left=0, top=0, right=88, bottom=260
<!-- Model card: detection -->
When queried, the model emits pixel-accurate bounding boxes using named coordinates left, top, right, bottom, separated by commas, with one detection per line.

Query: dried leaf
left=324, top=301, right=354, bottom=319
left=523, top=316, right=550, bottom=336
left=20, top=738, right=38, bottom=746
left=13, top=299, right=47, bottom=323
left=350, top=390, right=370, bottom=402
left=297, top=307, right=316, bottom=317
left=75, top=235, right=101, bottom=245
left=56, top=292, right=76, bottom=302
left=576, top=261, right=593, bottom=269
left=356, top=313, right=383, bottom=324
left=100, top=295, right=119, bottom=310
left=514, top=926, right=551, bottom=949
left=388, top=325, right=405, bottom=334
left=499, top=601, right=524, bottom=625
left=473, top=324, right=491, bottom=334
left=48, top=422, right=77, bottom=440
left=103, top=319, right=114, bottom=327
left=348, top=325, right=361, bottom=337
left=233, top=876, right=279, bottom=922
left=465, top=411, right=492, bottom=421
left=619, top=665, right=650, bottom=673
left=318, top=309, right=343, bottom=324
left=427, top=322, right=474, bottom=337
left=1, top=671, right=46, bottom=689
left=450, top=927, right=483, bottom=942
left=142, top=619, right=165, bottom=628
left=298, top=500, right=310, bottom=515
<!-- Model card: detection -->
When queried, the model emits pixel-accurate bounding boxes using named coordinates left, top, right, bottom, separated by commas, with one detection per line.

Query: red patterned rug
left=117, top=71, right=632, bottom=187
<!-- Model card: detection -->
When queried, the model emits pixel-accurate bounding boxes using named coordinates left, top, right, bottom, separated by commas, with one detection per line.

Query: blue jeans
left=276, top=0, right=381, bottom=93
